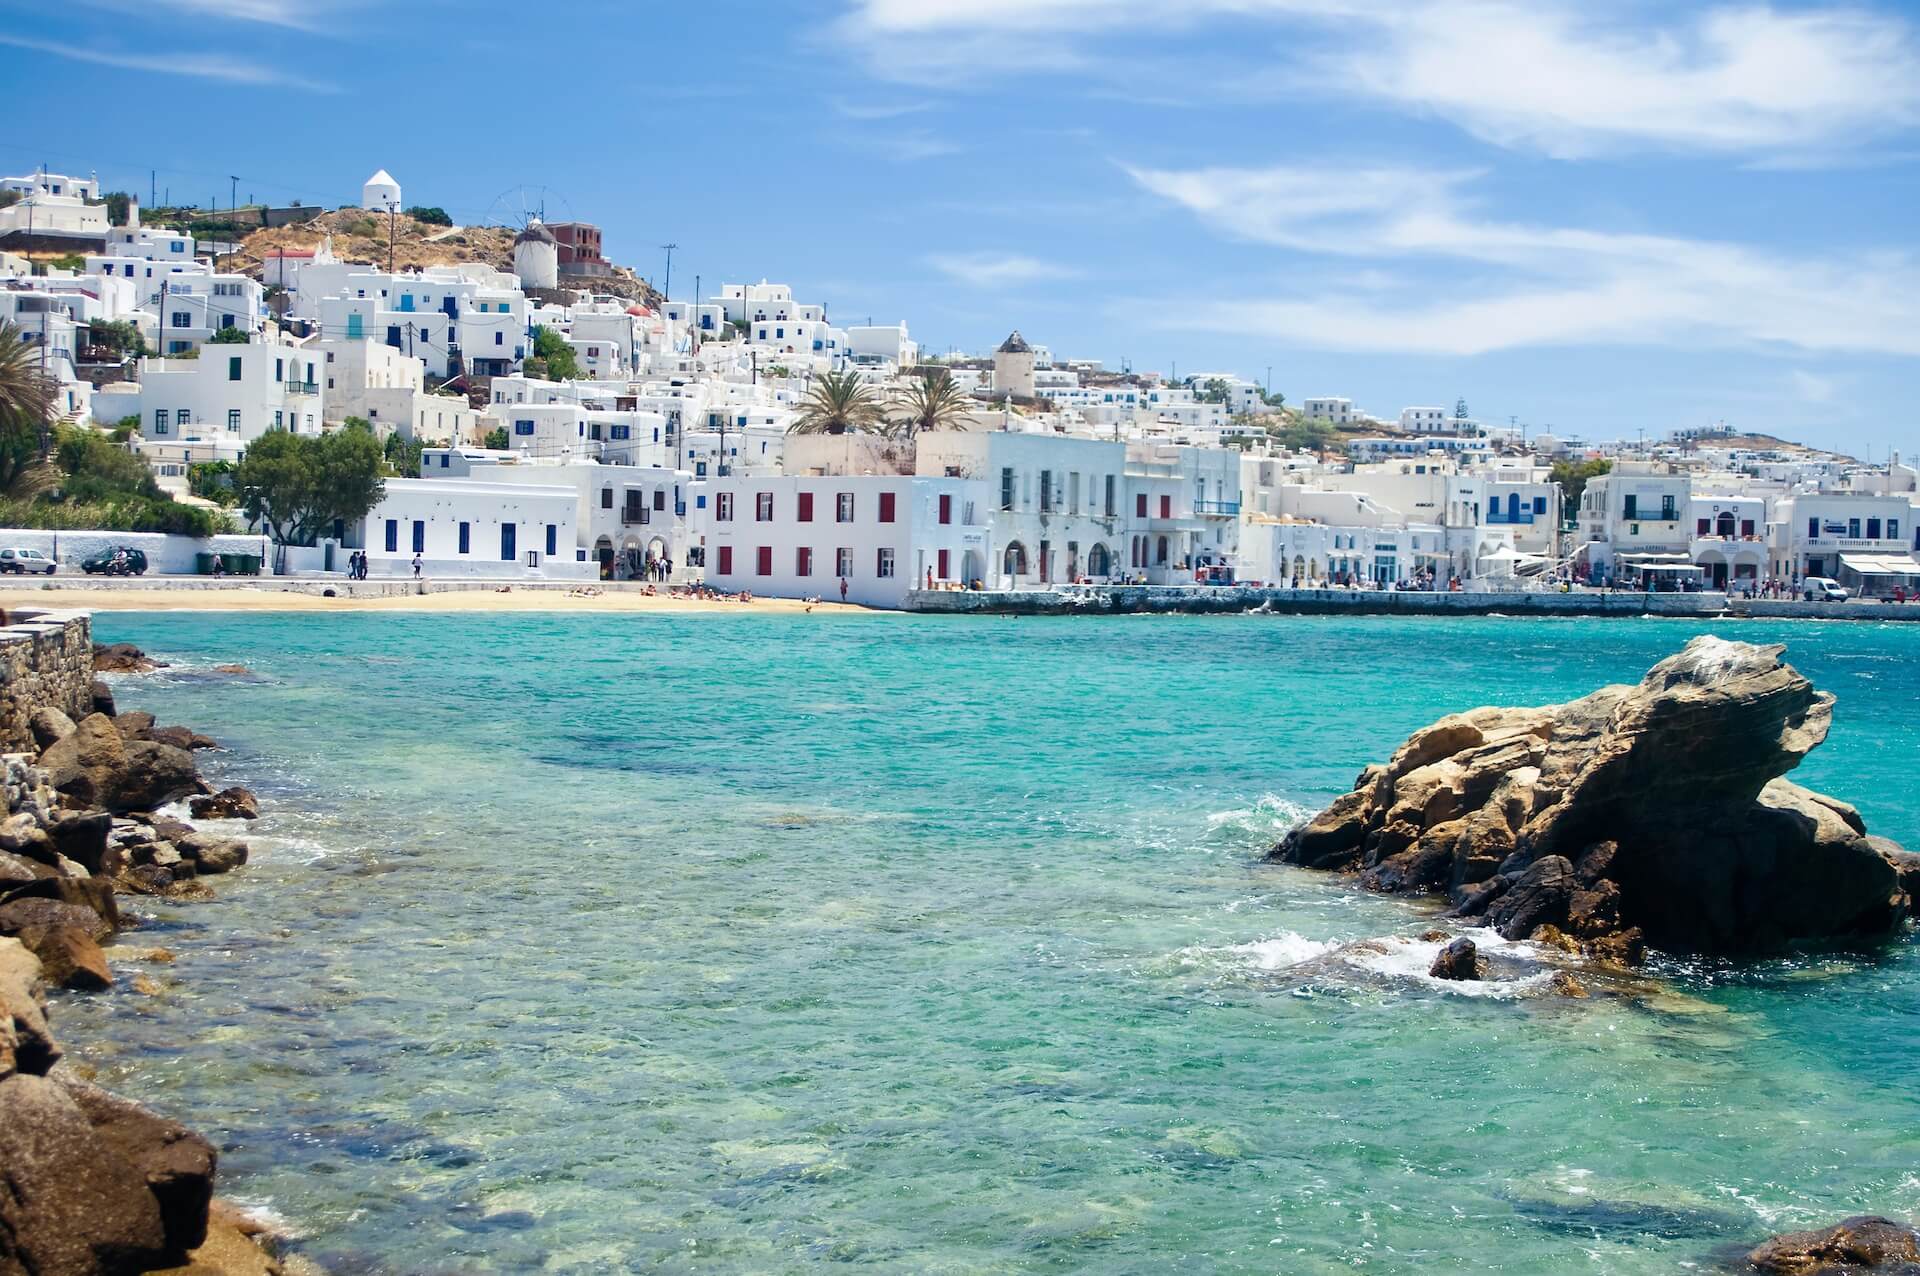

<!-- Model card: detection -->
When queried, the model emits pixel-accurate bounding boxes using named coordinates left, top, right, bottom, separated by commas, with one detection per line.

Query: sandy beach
left=0, top=584, right=868, bottom=615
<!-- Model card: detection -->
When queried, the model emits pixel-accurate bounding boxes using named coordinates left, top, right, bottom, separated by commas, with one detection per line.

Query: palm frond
left=787, top=370, right=886, bottom=435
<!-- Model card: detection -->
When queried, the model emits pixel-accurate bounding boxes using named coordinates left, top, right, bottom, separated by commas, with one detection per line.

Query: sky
left=4, top=0, right=1918, bottom=456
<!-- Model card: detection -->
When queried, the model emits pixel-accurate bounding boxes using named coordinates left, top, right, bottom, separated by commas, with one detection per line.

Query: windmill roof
left=997, top=330, right=1031, bottom=354
left=364, top=169, right=398, bottom=186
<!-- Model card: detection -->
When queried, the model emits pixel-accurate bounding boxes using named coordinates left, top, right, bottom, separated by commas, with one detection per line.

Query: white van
left=1802, top=576, right=1849, bottom=602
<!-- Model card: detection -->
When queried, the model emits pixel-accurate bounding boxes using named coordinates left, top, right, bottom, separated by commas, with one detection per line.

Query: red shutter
left=938, top=493, right=952, bottom=525
left=798, top=491, right=813, bottom=522
left=1159, top=495, right=1171, bottom=518
left=1136, top=493, right=1147, bottom=517
left=879, top=491, right=896, bottom=523
left=1697, top=518, right=1709, bottom=535
left=718, top=546, right=732, bottom=575
left=938, top=548, right=950, bottom=580
left=756, top=546, right=772, bottom=575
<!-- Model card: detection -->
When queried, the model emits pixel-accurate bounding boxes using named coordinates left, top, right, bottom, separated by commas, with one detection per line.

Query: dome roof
left=996, top=330, right=1032, bottom=354
left=515, top=219, right=556, bottom=246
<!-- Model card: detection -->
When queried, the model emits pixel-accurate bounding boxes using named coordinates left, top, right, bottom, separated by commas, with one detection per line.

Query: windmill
left=481, top=185, right=576, bottom=234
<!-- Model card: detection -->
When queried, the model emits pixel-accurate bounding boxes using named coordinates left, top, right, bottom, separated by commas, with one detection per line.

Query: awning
left=1839, top=553, right=1920, bottom=577
left=1617, top=552, right=1693, bottom=566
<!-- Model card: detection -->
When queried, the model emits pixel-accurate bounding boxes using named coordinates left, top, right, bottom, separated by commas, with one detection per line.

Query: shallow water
left=54, top=612, right=1920, bottom=1274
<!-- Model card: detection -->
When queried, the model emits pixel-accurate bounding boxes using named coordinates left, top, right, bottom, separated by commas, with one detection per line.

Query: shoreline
left=0, top=585, right=867, bottom=615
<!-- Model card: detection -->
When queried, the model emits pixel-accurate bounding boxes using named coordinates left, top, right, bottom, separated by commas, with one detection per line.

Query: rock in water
left=92, top=642, right=165, bottom=674
left=1428, top=936, right=1485, bottom=980
left=1270, top=638, right=1914, bottom=959
left=1747, top=1216, right=1920, bottom=1274
left=189, top=786, right=259, bottom=821
left=37, top=714, right=203, bottom=814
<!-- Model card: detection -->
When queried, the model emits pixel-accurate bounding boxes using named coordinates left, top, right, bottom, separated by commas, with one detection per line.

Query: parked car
left=0, top=547, right=56, bottom=575
left=80, top=547, right=149, bottom=576
left=1802, top=576, right=1849, bottom=603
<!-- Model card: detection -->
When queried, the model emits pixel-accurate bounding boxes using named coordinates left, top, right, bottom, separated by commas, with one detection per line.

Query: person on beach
left=411, top=553, right=423, bottom=579
left=839, top=576, right=849, bottom=603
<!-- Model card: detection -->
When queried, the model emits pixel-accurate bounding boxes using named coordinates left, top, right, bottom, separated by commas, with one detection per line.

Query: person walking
left=411, top=553, right=423, bottom=580
left=839, top=576, right=848, bottom=604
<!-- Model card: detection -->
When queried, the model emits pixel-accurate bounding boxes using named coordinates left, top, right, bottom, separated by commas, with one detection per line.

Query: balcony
left=285, top=380, right=319, bottom=396
left=1194, top=499, right=1241, bottom=516
left=621, top=506, right=651, bottom=526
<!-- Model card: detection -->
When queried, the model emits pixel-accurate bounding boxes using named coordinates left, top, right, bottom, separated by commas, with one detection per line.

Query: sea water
left=51, top=613, right=1920, bottom=1273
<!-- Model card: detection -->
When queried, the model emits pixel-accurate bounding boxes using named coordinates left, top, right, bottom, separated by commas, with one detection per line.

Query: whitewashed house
left=119, top=340, right=326, bottom=441
left=353, top=477, right=592, bottom=580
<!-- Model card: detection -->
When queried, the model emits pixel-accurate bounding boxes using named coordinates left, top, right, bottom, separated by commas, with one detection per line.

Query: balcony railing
left=285, top=381, right=319, bottom=395
left=1194, top=500, right=1242, bottom=515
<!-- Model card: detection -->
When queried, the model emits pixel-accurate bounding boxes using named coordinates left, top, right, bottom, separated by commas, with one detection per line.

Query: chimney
left=127, top=196, right=141, bottom=231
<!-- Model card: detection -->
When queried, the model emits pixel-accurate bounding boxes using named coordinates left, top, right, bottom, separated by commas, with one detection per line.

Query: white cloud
left=70, top=0, right=351, bottom=30
left=828, top=97, right=933, bottom=120
left=926, top=251, right=1077, bottom=288
left=0, top=31, right=335, bottom=90
left=1790, top=370, right=1836, bottom=404
left=838, top=0, right=1920, bottom=155
left=1126, top=161, right=1920, bottom=356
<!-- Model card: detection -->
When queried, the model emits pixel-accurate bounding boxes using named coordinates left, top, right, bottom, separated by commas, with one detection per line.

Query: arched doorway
left=961, top=549, right=983, bottom=587
left=1155, top=536, right=1169, bottom=565
left=1003, top=541, right=1028, bottom=579
left=1291, top=554, right=1306, bottom=581
left=594, top=535, right=614, bottom=580
left=1086, top=543, right=1112, bottom=578
left=1716, top=510, right=1736, bottom=537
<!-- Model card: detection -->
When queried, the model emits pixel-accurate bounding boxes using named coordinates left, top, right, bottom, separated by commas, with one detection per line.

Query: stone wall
left=0, top=610, right=94, bottom=752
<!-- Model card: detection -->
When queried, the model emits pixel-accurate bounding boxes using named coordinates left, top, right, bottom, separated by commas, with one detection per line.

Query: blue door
left=1507, top=493, right=1521, bottom=522
left=500, top=523, right=516, bottom=562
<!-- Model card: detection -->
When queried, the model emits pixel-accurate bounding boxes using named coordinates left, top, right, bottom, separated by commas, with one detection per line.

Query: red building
left=549, top=222, right=609, bottom=277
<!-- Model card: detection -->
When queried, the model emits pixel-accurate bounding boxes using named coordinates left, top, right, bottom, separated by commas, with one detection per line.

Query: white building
left=1303, top=397, right=1356, bottom=426
left=1576, top=462, right=1694, bottom=582
left=312, top=265, right=527, bottom=378
left=361, top=169, right=402, bottom=212
left=118, top=341, right=325, bottom=441
left=0, top=171, right=108, bottom=245
left=1770, top=491, right=1915, bottom=585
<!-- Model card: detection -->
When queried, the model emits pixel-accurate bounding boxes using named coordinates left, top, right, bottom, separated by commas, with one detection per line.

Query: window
left=1808, top=517, right=1820, bottom=538
left=1867, top=518, right=1882, bottom=539
left=384, top=519, right=398, bottom=553
left=500, top=523, right=517, bottom=561
left=274, top=358, right=284, bottom=382
left=937, top=548, right=950, bottom=580
left=876, top=547, right=895, bottom=578
left=718, top=546, right=733, bottom=574
left=1039, top=469, right=1053, bottom=512
left=836, top=548, right=853, bottom=578
left=1159, top=495, right=1171, bottom=519
left=546, top=524, right=557, bottom=556
left=514, top=420, right=535, bottom=436
left=796, top=547, right=813, bottom=576
left=1624, top=495, right=1639, bottom=520
left=879, top=492, right=896, bottom=523
left=171, top=311, right=189, bottom=328
left=411, top=521, right=425, bottom=553
left=458, top=522, right=470, bottom=554
left=153, top=409, right=169, bottom=436
left=1849, top=518, right=1861, bottom=538
left=228, top=356, right=242, bottom=381
left=756, top=546, right=773, bottom=576
left=1661, top=495, right=1677, bottom=521
left=1891, top=519, right=1902, bottom=541
left=837, top=492, right=855, bottom=522
left=601, top=487, right=613, bottom=509
left=797, top=492, right=814, bottom=522
left=1105, top=474, right=1116, bottom=517
left=1533, top=496, right=1547, bottom=515
left=938, top=493, right=952, bottom=525
left=177, top=409, right=191, bottom=429
left=1069, top=472, right=1081, bottom=514
left=716, top=493, right=734, bottom=522
left=227, top=409, right=241, bottom=432
left=1741, top=519, right=1755, bottom=537
left=1000, top=466, right=1015, bottom=511
left=274, top=411, right=283, bottom=429
left=1697, top=518, right=1711, bottom=535
left=1136, top=493, right=1147, bottom=518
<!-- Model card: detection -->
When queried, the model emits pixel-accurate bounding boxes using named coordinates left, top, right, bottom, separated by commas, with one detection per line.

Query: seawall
left=0, top=609, right=94, bottom=751
left=903, top=586, right=1920, bottom=622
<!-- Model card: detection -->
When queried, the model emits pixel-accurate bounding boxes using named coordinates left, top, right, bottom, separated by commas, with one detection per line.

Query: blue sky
left=4, top=0, right=1918, bottom=455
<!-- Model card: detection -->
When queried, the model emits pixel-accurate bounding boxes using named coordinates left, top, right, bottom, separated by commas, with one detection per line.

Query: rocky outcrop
left=1270, top=638, right=1913, bottom=960
left=1747, top=1216, right=1920, bottom=1274
left=93, top=643, right=166, bottom=674
left=190, top=787, right=259, bottom=821
left=1428, top=936, right=1484, bottom=980
left=39, top=714, right=204, bottom=814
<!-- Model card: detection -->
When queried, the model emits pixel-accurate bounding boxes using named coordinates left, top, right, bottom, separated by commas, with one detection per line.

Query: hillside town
left=4, top=163, right=1918, bottom=609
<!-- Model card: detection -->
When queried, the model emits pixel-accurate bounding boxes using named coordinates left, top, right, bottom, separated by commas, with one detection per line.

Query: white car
left=0, top=548, right=56, bottom=575
left=1802, top=576, right=1849, bottom=602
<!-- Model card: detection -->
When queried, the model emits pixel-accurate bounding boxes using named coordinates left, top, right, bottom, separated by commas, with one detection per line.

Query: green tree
left=55, top=426, right=162, bottom=503
left=788, top=370, right=884, bottom=435
left=1198, top=377, right=1231, bottom=405
left=188, top=460, right=237, bottom=505
left=404, top=205, right=452, bottom=226
left=1550, top=458, right=1611, bottom=510
left=232, top=428, right=386, bottom=547
left=482, top=426, right=509, bottom=450
left=101, top=191, right=132, bottom=226
left=383, top=429, right=424, bottom=477
left=88, top=319, right=146, bottom=358
left=889, top=369, right=972, bottom=441
left=1271, top=417, right=1336, bottom=454
left=207, top=326, right=252, bottom=344
left=529, top=325, right=581, bottom=380
left=1262, top=389, right=1286, bottom=409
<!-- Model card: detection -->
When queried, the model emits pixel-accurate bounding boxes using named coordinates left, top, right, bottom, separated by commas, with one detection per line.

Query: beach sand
left=0, top=584, right=867, bottom=615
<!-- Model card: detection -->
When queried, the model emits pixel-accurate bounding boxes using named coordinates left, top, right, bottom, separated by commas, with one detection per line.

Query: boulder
left=0, top=874, right=121, bottom=932
left=1428, top=936, right=1485, bottom=980
left=177, top=834, right=248, bottom=875
left=148, top=725, right=219, bottom=752
left=29, top=706, right=77, bottom=750
left=93, top=642, right=165, bottom=674
left=1747, top=1215, right=1920, bottom=1274
left=90, top=678, right=116, bottom=717
left=113, top=710, right=157, bottom=739
left=0, top=1073, right=172, bottom=1273
left=0, top=936, right=59, bottom=1074
left=47, top=809, right=114, bottom=874
left=0, top=808, right=55, bottom=863
left=54, top=1072, right=217, bottom=1257
left=0, top=895, right=115, bottom=943
left=1270, top=638, right=1914, bottom=960
left=189, top=787, right=259, bottom=822
left=0, top=848, right=51, bottom=885
left=13, top=925, right=112, bottom=991
left=38, top=714, right=203, bottom=814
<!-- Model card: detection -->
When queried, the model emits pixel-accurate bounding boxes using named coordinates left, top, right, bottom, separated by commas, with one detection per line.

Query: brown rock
left=0, top=936, right=59, bottom=1074
left=114, top=710, right=157, bottom=739
left=132, top=973, right=163, bottom=996
left=1486, top=856, right=1574, bottom=941
left=0, top=895, right=115, bottom=942
left=0, top=1073, right=171, bottom=1272
left=1584, top=927, right=1647, bottom=968
left=38, top=713, right=203, bottom=814
left=189, top=787, right=259, bottom=821
left=147, top=725, right=220, bottom=752
left=0, top=809, right=55, bottom=863
left=29, top=705, right=77, bottom=750
left=1, top=874, right=121, bottom=931
left=178, top=835, right=248, bottom=875
left=55, top=1071, right=217, bottom=1256
left=13, top=925, right=113, bottom=991
left=1547, top=971, right=1589, bottom=998
left=0, top=848, right=52, bottom=885
left=1747, top=1215, right=1920, bottom=1274
left=91, top=678, right=116, bottom=716
left=1428, top=936, right=1485, bottom=980
left=1530, top=923, right=1582, bottom=954
left=93, top=642, right=165, bottom=673
left=48, top=809, right=114, bottom=874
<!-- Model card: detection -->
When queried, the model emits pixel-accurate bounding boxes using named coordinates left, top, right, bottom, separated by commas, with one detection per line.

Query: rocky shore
left=1271, top=636, right=1916, bottom=964
left=1, top=640, right=306, bottom=1276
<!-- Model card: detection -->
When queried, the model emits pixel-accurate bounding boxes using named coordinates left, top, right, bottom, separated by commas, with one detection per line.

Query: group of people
left=344, top=551, right=370, bottom=580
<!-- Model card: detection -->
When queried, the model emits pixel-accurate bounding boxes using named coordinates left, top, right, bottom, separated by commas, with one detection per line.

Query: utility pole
left=387, top=199, right=397, bottom=274
left=693, top=274, right=700, bottom=354
left=150, top=169, right=156, bottom=207
left=660, top=243, right=677, bottom=300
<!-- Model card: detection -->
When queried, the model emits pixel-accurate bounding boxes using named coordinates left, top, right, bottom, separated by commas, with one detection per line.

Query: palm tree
left=888, top=369, right=973, bottom=442
left=0, top=322, right=53, bottom=447
left=787, top=369, right=884, bottom=435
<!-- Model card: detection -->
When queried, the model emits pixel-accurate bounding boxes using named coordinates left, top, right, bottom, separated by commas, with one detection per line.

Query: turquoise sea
left=52, top=612, right=1920, bottom=1274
